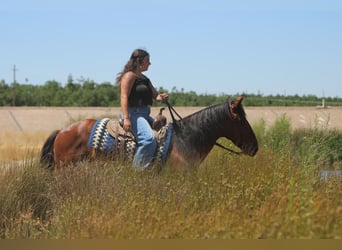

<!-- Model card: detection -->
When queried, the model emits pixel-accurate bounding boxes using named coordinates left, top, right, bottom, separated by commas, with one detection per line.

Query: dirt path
left=1, top=106, right=341, bottom=132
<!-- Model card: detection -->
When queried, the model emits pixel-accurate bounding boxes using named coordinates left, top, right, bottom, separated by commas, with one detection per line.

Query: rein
left=165, top=100, right=183, bottom=121
left=165, top=100, right=242, bottom=156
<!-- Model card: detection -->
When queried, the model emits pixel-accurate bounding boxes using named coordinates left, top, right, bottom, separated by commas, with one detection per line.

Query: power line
left=12, top=65, right=18, bottom=106
left=12, top=65, right=17, bottom=83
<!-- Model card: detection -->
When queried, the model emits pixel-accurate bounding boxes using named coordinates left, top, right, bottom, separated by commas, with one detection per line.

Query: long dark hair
left=116, top=49, right=149, bottom=83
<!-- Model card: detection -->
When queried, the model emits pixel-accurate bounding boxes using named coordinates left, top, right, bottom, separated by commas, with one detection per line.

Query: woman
left=116, top=49, right=169, bottom=169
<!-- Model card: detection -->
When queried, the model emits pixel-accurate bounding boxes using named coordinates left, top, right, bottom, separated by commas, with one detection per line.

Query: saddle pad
left=87, top=118, right=115, bottom=152
left=87, top=118, right=137, bottom=161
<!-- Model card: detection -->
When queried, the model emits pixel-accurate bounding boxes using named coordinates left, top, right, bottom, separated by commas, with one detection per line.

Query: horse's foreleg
left=168, top=147, right=189, bottom=169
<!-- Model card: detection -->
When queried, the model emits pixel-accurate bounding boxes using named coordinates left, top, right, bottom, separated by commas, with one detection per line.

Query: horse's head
left=225, top=96, right=258, bottom=156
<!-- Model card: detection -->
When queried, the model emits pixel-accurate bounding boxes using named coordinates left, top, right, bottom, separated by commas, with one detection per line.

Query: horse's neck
left=173, top=103, right=230, bottom=161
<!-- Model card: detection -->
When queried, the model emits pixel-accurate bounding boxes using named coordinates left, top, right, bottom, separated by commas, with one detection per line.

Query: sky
left=1, top=0, right=342, bottom=98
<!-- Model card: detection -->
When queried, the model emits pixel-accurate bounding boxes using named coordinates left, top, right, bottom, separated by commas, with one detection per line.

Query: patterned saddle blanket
left=87, top=118, right=173, bottom=165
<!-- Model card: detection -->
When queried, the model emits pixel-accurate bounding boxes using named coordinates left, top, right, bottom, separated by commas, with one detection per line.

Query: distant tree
left=0, top=80, right=11, bottom=106
left=0, top=79, right=341, bottom=107
left=41, top=80, right=62, bottom=106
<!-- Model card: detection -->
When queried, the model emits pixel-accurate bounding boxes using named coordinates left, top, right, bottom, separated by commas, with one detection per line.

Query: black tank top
left=128, top=75, right=153, bottom=107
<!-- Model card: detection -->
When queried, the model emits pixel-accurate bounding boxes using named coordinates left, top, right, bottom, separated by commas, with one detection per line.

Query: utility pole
left=12, top=65, right=17, bottom=106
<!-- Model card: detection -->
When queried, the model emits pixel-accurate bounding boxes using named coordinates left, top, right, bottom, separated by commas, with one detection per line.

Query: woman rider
left=116, top=49, right=168, bottom=169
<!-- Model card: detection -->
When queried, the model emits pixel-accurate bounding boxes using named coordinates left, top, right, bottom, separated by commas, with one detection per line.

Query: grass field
left=0, top=108, right=341, bottom=239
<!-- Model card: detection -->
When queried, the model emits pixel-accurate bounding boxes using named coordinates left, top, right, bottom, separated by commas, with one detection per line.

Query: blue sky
left=1, top=0, right=342, bottom=98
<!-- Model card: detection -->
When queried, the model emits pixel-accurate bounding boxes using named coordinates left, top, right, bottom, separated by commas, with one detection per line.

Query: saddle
left=106, top=119, right=137, bottom=162
left=106, top=119, right=135, bottom=141
left=88, top=118, right=173, bottom=165
left=106, top=118, right=168, bottom=143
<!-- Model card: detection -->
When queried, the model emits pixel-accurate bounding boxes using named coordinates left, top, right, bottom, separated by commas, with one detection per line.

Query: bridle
left=165, top=100, right=242, bottom=156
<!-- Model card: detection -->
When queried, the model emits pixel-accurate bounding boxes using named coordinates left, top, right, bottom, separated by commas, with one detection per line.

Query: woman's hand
left=156, top=93, right=169, bottom=103
left=123, top=118, right=131, bottom=132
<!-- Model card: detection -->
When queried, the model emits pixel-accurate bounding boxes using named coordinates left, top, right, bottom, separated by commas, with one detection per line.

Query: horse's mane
left=179, top=100, right=246, bottom=128
left=180, top=102, right=229, bottom=129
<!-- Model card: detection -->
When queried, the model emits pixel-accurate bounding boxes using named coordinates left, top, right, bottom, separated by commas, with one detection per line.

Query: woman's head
left=116, top=49, right=150, bottom=83
left=130, top=49, right=149, bottom=66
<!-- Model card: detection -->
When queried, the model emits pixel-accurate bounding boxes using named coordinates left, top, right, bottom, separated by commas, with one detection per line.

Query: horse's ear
left=231, top=95, right=243, bottom=109
left=229, top=96, right=241, bottom=119
left=236, top=95, right=244, bottom=105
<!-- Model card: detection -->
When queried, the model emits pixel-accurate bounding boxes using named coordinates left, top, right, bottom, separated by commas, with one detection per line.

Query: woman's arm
left=120, top=72, right=135, bottom=131
left=148, top=81, right=169, bottom=102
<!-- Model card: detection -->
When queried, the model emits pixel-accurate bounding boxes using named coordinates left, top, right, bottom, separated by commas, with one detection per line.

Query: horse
left=40, top=96, right=258, bottom=169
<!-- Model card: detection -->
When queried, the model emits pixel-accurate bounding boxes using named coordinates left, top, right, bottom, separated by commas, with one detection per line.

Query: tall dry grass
left=0, top=131, right=49, bottom=163
left=0, top=117, right=341, bottom=239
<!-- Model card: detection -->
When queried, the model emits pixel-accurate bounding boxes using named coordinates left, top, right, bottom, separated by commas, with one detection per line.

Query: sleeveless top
left=128, top=75, right=154, bottom=107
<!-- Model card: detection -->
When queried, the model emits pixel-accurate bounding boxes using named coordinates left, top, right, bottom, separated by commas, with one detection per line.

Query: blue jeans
left=121, top=106, right=157, bottom=169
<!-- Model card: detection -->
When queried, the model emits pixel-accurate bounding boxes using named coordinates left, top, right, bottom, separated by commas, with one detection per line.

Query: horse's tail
left=40, top=130, right=60, bottom=170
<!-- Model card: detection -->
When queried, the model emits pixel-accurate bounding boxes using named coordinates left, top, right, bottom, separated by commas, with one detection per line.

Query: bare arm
left=120, top=72, right=135, bottom=131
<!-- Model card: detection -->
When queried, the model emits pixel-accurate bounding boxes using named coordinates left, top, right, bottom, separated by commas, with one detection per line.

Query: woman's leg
left=128, top=107, right=157, bottom=169
left=132, top=116, right=157, bottom=169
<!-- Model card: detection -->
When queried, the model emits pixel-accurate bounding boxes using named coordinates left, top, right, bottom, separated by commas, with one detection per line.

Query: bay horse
left=40, top=96, right=258, bottom=169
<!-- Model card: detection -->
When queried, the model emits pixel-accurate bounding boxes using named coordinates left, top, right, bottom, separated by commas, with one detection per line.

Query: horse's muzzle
left=241, top=144, right=258, bottom=156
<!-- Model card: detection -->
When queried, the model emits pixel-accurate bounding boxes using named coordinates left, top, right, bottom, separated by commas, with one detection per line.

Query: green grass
left=0, top=117, right=341, bottom=239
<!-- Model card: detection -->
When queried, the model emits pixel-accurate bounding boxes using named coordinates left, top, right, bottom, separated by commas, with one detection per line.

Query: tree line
left=1, top=78, right=341, bottom=107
